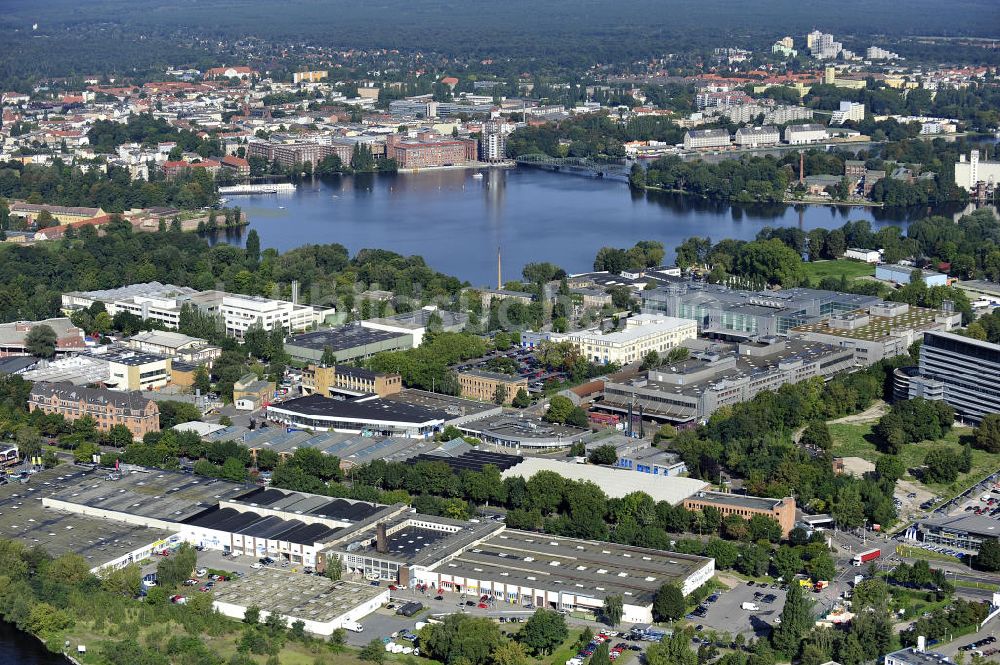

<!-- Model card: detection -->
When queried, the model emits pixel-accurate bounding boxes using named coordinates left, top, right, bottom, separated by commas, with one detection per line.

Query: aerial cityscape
left=1, top=1, right=1000, bottom=664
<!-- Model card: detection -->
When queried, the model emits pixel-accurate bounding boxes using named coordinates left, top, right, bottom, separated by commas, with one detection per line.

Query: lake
left=0, top=621, right=70, bottom=665
left=208, top=167, right=971, bottom=286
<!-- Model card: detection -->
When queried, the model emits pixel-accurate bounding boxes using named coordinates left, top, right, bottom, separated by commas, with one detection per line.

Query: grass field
left=802, top=259, right=875, bottom=282
left=829, top=422, right=1000, bottom=496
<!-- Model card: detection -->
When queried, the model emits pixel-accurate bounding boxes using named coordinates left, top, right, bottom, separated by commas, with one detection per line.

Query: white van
left=741, top=602, right=760, bottom=611
left=342, top=620, right=364, bottom=633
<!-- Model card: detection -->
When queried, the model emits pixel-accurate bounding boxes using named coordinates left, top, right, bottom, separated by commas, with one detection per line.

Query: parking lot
left=692, top=581, right=787, bottom=638
left=455, top=347, right=567, bottom=393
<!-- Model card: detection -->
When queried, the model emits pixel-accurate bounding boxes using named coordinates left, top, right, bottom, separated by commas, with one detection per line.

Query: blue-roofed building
left=875, top=264, right=948, bottom=287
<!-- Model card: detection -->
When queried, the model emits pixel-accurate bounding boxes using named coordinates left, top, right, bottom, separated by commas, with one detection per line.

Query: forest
left=0, top=160, right=217, bottom=213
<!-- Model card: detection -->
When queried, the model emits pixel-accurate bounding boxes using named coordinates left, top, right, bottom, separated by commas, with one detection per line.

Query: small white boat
left=472, top=172, right=484, bottom=179
left=278, top=206, right=285, bottom=210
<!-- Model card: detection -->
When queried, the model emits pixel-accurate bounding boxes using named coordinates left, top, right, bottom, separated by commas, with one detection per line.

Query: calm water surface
left=0, top=620, right=70, bottom=665
left=210, top=167, right=970, bottom=285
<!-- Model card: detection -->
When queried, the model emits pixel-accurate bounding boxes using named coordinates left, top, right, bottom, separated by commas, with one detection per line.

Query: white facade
left=955, top=150, right=1000, bottom=192
left=683, top=129, right=731, bottom=150
left=734, top=126, right=780, bottom=147
left=784, top=124, right=828, bottom=145
left=844, top=248, right=882, bottom=263
left=831, top=101, right=865, bottom=125
left=568, top=314, right=697, bottom=365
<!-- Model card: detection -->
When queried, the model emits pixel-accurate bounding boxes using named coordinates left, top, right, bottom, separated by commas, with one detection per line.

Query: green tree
left=590, top=642, right=612, bottom=665
left=875, top=455, right=906, bottom=482
left=519, top=609, right=568, bottom=655
left=244, top=605, right=261, bottom=624
left=493, top=383, right=508, bottom=405
left=976, top=538, right=1000, bottom=572
left=106, top=424, right=134, bottom=447
left=512, top=388, right=531, bottom=408
left=588, top=444, right=618, bottom=466
left=974, top=413, right=1000, bottom=453
left=653, top=424, right=676, bottom=443
left=602, top=594, right=624, bottom=627
left=492, top=641, right=530, bottom=665
left=360, top=638, right=386, bottom=664
left=771, top=582, right=813, bottom=657
left=25, top=324, right=57, bottom=358
left=652, top=583, right=685, bottom=621
left=194, top=365, right=211, bottom=394
left=101, top=563, right=142, bottom=597
left=800, top=420, right=832, bottom=452
left=421, top=614, right=502, bottom=665
left=544, top=394, right=575, bottom=423
left=245, top=228, right=261, bottom=266
left=773, top=546, right=803, bottom=582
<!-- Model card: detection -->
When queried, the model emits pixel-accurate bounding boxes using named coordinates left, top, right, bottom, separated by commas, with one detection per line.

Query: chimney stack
left=376, top=522, right=388, bottom=554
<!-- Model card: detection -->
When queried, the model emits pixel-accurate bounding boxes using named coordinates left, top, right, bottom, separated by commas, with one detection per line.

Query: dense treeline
left=632, top=155, right=791, bottom=203
left=88, top=115, right=223, bottom=156
left=0, top=159, right=217, bottom=212
left=0, top=223, right=465, bottom=323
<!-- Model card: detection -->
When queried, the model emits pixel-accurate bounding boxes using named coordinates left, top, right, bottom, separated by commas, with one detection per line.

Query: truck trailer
left=852, top=548, right=881, bottom=566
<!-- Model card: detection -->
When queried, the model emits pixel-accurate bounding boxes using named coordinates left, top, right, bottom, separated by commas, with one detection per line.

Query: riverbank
left=397, top=160, right=515, bottom=173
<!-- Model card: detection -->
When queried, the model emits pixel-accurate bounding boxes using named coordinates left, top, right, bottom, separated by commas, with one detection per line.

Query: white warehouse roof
left=501, top=458, right=708, bottom=505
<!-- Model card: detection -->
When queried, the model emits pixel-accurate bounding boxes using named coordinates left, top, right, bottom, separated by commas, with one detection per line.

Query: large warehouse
left=28, top=467, right=715, bottom=629
left=265, top=394, right=446, bottom=438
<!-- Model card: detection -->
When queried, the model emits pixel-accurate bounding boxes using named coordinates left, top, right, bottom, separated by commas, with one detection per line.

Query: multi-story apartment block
left=293, top=70, right=329, bottom=84
left=831, top=101, right=865, bottom=125
left=683, top=129, right=731, bottom=150
left=479, top=119, right=507, bottom=163
left=28, top=382, right=160, bottom=439
left=568, top=314, right=697, bottom=365
left=457, top=369, right=528, bottom=405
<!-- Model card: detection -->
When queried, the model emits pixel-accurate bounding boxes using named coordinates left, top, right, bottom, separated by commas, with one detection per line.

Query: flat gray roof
left=212, top=570, right=386, bottom=624
left=0, top=467, right=175, bottom=568
left=437, top=529, right=711, bottom=605
left=686, top=491, right=786, bottom=512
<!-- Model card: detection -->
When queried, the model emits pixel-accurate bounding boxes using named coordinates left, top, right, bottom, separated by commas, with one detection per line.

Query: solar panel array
left=409, top=449, right=523, bottom=473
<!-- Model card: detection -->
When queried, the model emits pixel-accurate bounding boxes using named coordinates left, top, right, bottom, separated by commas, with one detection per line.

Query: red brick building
left=387, top=134, right=478, bottom=169
left=221, top=155, right=251, bottom=176
left=28, top=382, right=160, bottom=440
left=162, top=160, right=221, bottom=179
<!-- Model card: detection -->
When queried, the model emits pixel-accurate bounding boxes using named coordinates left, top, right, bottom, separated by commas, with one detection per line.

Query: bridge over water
left=515, top=154, right=632, bottom=182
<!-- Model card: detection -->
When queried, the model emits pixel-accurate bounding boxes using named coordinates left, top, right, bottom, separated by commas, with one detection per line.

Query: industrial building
left=682, top=491, right=797, bottom=538
left=641, top=282, right=882, bottom=338
left=734, top=126, right=780, bottom=147
left=265, top=394, right=446, bottom=438
left=126, top=330, right=221, bottom=366
left=954, top=150, right=1000, bottom=194
left=213, top=572, right=389, bottom=636
left=500, top=457, right=709, bottom=505
left=24, top=466, right=715, bottom=630
left=874, top=264, right=949, bottom=287
left=905, top=330, right=1000, bottom=425
left=0, top=318, right=85, bottom=358
left=284, top=325, right=413, bottom=364
left=790, top=302, right=961, bottom=366
left=601, top=337, right=855, bottom=423
left=784, top=124, right=829, bottom=145
left=360, top=306, right=468, bottom=347
left=459, top=414, right=588, bottom=450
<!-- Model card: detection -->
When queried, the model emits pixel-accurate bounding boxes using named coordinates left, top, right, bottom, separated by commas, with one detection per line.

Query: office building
left=457, top=369, right=528, bottom=405
left=568, top=314, right=696, bottom=365
left=0, top=318, right=85, bottom=358
left=907, top=330, right=1000, bottom=425
left=28, top=382, right=160, bottom=439
left=790, top=302, right=961, bottom=366
left=734, top=126, right=780, bottom=147
left=301, top=364, right=402, bottom=398
left=785, top=124, right=829, bottom=145
left=831, top=101, right=865, bottom=125
left=601, top=337, right=854, bottom=423
left=101, top=348, right=172, bottom=391
left=683, top=491, right=796, bottom=537
left=875, top=264, right=948, bottom=287
left=954, top=150, right=1000, bottom=193
left=683, top=129, right=731, bottom=150
left=284, top=325, right=413, bottom=364
left=62, top=283, right=334, bottom=340
left=641, top=282, right=882, bottom=338
left=233, top=374, right=276, bottom=410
